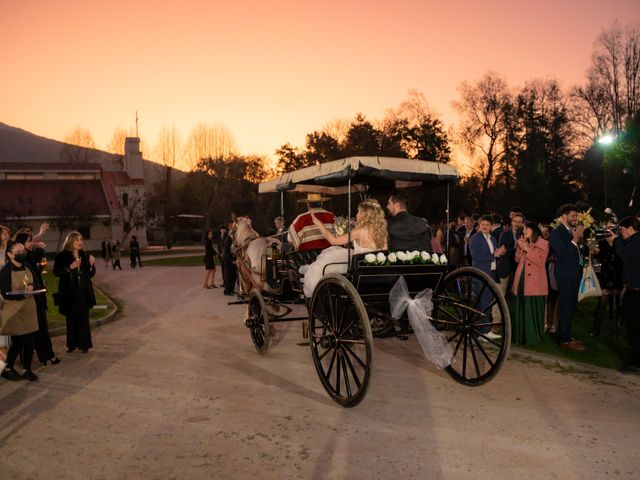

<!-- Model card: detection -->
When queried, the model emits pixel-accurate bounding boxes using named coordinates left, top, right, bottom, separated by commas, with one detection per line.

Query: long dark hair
left=525, top=222, right=542, bottom=243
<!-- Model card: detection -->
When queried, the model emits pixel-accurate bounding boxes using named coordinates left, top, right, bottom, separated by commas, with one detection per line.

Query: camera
left=594, top=225, right=620, bottom=240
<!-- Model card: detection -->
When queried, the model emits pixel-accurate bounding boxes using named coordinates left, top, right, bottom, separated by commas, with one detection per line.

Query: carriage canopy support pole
left=347, top=174, right=352, bottom=268
left=446, top=182, right=450, bottom=255
left=280, top=191, right=284, bottom=218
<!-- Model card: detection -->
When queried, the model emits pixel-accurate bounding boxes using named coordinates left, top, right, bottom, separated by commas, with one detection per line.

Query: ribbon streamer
left=389, top=276, right=453, bottom=369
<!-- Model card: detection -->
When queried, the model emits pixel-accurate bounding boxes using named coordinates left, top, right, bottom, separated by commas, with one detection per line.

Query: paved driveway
left=1, top=265, right=639, bottom=479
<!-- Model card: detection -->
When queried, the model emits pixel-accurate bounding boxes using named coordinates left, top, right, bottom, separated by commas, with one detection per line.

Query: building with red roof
left=0, top=138, right=147, bottom=251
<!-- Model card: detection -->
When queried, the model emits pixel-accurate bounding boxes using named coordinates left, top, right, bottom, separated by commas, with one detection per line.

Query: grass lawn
left=513, top=297, right=630, bottom=370
left=144, top=255, right=209, bottom=267
left=42, top=270, right=117, bottom=329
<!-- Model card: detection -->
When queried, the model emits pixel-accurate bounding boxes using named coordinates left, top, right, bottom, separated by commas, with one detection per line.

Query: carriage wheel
left=431, top=267, right=511, bottom=386
left=246, top=289, right=271, bottom=354
left=309, top=274, right=373, bottom=407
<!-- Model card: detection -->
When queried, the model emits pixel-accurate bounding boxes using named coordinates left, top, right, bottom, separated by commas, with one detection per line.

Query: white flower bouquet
left=361, top=250, right=448, bottom=266
left=334, top=216, right=349, bottom=236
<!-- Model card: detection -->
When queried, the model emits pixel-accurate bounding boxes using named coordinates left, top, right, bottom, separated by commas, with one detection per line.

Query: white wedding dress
left=301, top=241, right=375, bottom=297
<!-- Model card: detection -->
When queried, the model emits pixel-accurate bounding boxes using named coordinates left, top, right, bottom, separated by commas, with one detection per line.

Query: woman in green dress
left=512, top=222, right=549, bottom=346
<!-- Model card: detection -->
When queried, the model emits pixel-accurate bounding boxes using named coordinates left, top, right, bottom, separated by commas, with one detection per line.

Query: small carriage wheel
left=246, top=289, right=271, bottom=354
left=309, top=274, right=373, bottom=407
left=432, top=267, right=511, bottom=386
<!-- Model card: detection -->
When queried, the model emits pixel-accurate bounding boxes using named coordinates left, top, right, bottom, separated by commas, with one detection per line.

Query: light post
left=598, top=133, right=617, bottom=209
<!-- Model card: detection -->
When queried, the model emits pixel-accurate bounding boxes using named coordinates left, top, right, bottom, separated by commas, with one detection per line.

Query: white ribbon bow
left=389, top=276, right=453, bottom=369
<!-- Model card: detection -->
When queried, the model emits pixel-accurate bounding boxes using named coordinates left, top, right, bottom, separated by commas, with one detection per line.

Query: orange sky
left=1, top=0, right=639, bottom=170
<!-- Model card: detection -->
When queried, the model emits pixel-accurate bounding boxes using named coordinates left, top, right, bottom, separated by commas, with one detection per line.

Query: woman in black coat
left=202, top=230, right=218, bottom=289
left=54, top=231, right=96, bottom=353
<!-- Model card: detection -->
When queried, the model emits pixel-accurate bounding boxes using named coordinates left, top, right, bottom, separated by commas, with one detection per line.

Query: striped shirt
left=288, top=208, right=336, bottom=251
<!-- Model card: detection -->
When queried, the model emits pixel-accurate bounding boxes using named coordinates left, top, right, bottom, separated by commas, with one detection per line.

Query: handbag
left=578, top=259, right=602, bottom=302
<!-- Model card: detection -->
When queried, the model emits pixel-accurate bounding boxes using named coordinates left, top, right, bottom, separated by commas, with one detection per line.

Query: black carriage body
left=244, top=157, right=511, bottom=408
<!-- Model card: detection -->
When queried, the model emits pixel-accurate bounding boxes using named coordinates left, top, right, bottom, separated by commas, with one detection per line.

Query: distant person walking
left=101, top=237, right=111, bottom=267
left=111, top=241, right=123, bottom=270
left=54, top=231, right=96, bottom=353
left=129, top=236, right=143, bottom=269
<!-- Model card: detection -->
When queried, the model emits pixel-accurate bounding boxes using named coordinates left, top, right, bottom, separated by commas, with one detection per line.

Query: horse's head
left=232, top=216, right=258, bottom=249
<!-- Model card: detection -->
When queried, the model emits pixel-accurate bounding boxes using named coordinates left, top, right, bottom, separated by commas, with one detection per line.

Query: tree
left=453, top=72, right=513, bottom=211
left=60, top=127, right=97, bottom=163
left=118, top=190, right=147, bottom=244
left=603, top=114, right=640, bottom=216
left=106, top=127, right=130, bottom=167
left=48, top=188, right=95, bottom=251
left=275, top=143, right=312, bottom=173
left=343, top=114, right=380, bottom=156
left=305, top=131, right=342, bottom=163
left=183, top=123, right=237, bottom=170
left=572, top=22, right=640, bottom=138
left=155, top=125, right=181, bottom=248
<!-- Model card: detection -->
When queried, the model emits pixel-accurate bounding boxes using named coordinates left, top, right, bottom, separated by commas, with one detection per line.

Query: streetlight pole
left=598, top=133, right=617, bottom=210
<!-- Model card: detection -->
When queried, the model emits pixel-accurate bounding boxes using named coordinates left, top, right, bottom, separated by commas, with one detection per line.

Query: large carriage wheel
left=431, top=267, right=511, bottom=386
left=309, top=274, right=373, bottom=407
left=246, top=289, right=271, bottom=354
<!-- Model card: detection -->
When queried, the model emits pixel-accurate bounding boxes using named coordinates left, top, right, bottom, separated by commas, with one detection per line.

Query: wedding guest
left=129, top=235, right=143, bottom=268
left=203, top=230, right=218, bottom=289
left=101, top=237, right=112, bottom=267
left=458, top=216, right=476, bottom=266
left=469, top=215, right=506, bottom=339
left=0, top=241, right=40, bottom=381
left=111, top=241, right=123, bottom=270
left=217, top=225, right=229, bottom=288
left=14, top=232, right=60, bottom=366
left=54, top=232, right=96, bottom=353
left=591, top=219, right=623, bottom=337
left=550, top=204, right=589, bottom=351
left=0, top=225, right=11, bottom=357
left=512, top=222, right=549, bottom=346
left=222, top=222, right=237, bottom=296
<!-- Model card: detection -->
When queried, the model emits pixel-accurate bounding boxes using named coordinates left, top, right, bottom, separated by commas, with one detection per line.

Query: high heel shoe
left=49, top=357, right=61, bottom=365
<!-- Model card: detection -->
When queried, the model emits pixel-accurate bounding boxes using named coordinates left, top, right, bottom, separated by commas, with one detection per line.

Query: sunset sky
left=2, top=0, right=639, bottom=170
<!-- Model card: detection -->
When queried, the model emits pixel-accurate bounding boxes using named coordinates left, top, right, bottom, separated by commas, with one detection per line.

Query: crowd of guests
left=1, top=225, right=97, bottom=383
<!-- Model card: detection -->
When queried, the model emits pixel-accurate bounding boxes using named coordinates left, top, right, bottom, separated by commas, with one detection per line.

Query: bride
left=302, top=199, right=388, bottom=297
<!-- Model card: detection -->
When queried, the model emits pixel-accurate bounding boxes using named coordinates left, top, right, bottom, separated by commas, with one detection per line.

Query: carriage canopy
left=258, top=156, right=460, bottom=195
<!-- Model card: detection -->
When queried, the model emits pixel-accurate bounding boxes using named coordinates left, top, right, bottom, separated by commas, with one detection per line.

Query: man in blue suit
left=550, top=204, right=588, bottom=351
left=470, top=215, right=506, bottom=338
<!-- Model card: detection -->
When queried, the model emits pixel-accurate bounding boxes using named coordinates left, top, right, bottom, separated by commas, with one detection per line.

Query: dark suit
left=550, top=224, right=587, bottom=343
left=458, top=226, right=477, bottom=266
left=469, top=232, right=499, bottom=333
left=221, top=233, right=237, bottom=295
left=497, top=228, right=521, bottom=280
left=388, top=211, right=430, bottom=251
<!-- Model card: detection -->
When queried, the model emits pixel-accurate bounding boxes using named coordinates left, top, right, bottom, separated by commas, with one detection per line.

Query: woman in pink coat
left=512, top=222, right=549, bottom=346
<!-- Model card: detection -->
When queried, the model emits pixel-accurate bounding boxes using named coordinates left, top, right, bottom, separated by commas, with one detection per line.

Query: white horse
left=231, top=216, right=280, bottom=294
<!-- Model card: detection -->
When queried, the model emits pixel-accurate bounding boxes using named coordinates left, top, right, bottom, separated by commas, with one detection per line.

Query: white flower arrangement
left=334, top=216, right=349, bottom=236
left=360, top=250, right=449, bottom=266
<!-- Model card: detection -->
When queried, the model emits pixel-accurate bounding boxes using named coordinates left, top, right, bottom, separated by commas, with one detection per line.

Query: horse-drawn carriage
left=233, top=157, right=511, bottom=407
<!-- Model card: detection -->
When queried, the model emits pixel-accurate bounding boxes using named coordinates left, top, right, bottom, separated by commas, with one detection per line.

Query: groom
left=386, top=189, right=431, bottom=251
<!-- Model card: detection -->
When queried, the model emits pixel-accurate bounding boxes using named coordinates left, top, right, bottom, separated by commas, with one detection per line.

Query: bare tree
left=48, top=188, right=95, bottom=251
left=154, top=125, right=181, bottom=247
left=118, top=190, right=147, bottom=245
left=60, top=127, right=97, bottom=163
left=572, top=21, right=640, bottom=139
left=183, top=123, right=237, bottom=170
left=453, top=72, right=513, bottom=211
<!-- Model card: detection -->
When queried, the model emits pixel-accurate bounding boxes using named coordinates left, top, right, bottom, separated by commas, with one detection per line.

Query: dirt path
left=1, top=265, right=638, bottom=479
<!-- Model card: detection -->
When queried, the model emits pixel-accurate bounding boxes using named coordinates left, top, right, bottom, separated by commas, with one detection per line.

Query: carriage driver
left=287, top=193, right=336, bottom=251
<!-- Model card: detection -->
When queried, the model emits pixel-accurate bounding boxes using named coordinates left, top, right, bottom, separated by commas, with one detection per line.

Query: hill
left=0, top=122, right=185, bottom=185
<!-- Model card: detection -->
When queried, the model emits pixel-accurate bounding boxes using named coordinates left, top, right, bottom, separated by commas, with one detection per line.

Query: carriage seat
left=286, top=249, right=323, bottom=271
